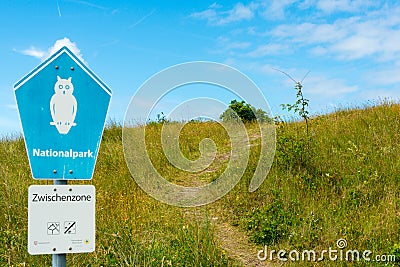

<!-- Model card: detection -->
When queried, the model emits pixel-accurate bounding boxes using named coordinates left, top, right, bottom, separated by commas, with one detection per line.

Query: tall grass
left=1, top=102, right=400, bottom=266
left=224, top=102, right=400, bottom=266
left=0, top=124, right=235, bottom=266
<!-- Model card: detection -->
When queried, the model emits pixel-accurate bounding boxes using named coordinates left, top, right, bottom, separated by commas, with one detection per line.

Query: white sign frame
left=28, top=185, right=95, bottom=255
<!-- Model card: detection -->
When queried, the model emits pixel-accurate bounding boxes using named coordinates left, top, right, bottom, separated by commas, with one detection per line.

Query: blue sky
left=1, top=0, right=400, bottom=135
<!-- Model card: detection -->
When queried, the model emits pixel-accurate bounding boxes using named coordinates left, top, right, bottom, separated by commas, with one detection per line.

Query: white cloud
left=216, top=37, right=251, bottom=50
left=247, top=43, right=290, bottom=57
left=221, top=2, right=255, bottom=24
left=260, top=0, right=297, bottom=20
left=330, top=35, right=380, bottom=59
left=47, top=37, right=85, bottom=63
left=226, top=41, right=252, bottom=50
left=197, top=1, right=400, bottom=63
left=16, top=37, right=86, bottom=64
left=358, top=89, right=400, bottom=101
left=367, top=67, right=400, bottom=86
left=304, top=75, right=358, bottom=96
left=191, top=2, right=256, bottom=25
left=191, top=8, right=218, bottom=22
left=4, top=104, right=17, bottom=110
left=310, top=45, right=328, bottom=56
left=258, top=0, right=370, bottom=21
left=271, top=18, right=354, bottom=45
left=316, top=0, right=376, bottom=14
left=267, top=6, right=400, bottom=63
left=20, top=46, right=46, bottom=59
left=209, top=2, right=222, bottom=9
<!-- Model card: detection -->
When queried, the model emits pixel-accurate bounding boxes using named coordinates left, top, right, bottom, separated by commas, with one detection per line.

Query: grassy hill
left=1, top=102, right=400, bottom=266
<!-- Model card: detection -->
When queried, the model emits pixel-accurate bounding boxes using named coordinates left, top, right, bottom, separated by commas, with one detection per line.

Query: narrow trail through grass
left=213, top=221, right=264, bottom=267
left=182, top=206, right=270, bottom=267
left=2, top=103, right=400, bottom=266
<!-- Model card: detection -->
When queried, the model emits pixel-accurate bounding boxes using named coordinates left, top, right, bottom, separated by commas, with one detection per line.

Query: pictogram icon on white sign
left=47, top=222, right=60, bottom=235
left=64, top=221, right=76, bottom=234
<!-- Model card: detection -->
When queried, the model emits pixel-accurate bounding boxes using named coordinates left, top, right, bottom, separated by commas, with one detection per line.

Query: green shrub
left=243, top=190, right=299, bottom=245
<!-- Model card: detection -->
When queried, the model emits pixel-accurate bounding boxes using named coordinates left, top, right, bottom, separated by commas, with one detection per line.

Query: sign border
left=27, top=184, right=96, bottom=255
left=13, top=46, right=112, bottom=96
left=13, top=46, right=112, bottom=180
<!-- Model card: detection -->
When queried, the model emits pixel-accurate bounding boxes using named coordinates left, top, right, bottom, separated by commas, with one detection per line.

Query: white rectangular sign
left=28, top=185, right=95, bottom=255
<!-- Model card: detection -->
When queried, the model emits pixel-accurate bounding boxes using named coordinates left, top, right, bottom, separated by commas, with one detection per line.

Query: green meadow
left=1, top=102, right=400, bottom=266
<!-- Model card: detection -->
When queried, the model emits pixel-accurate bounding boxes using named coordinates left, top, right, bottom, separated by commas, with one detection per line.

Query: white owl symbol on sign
left=50, top=76, right=77, bottom=134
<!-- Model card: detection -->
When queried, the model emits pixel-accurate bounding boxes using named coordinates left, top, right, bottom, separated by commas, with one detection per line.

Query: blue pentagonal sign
left=14, top=46, right=112, bottom=180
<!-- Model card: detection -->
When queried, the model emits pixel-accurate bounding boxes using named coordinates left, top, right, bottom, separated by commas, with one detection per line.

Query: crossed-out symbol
left=64, top=221, right=76, bottom=234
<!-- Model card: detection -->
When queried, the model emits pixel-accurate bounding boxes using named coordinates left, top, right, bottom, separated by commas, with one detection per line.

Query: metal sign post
left=52, top=253, right=66, bottom=267
left=14, top=46, right=112, bottom=266
left=51, top=180, right=68, bottom=267
left=53, top=179, right=67, bottom=267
